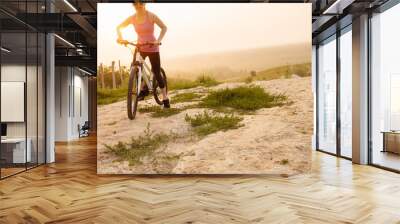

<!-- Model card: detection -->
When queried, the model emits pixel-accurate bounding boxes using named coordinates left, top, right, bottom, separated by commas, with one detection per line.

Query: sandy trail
left=97, top=76, right=313, bottom=175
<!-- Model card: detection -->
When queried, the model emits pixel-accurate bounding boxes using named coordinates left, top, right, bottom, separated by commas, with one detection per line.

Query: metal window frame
left=0, top=0, right=48, bottom=180
left=315, top=22, right=353, bottom=161
left=315, top=0, right=400, bottom=173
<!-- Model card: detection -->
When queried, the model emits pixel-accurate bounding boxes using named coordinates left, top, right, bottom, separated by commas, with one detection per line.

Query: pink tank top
left=132, top=12, right=159, bottom=53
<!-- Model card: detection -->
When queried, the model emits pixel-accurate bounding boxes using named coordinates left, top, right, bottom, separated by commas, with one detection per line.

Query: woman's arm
left=151, top=12, right=167, bottom=43
left=117, top=16, right=133, bottom=41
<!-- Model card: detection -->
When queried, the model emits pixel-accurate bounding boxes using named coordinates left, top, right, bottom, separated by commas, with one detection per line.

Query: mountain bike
left=119, top=40, right=168, bottom=120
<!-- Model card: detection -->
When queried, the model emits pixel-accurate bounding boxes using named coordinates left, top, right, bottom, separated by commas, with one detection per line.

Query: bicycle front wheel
left=127, top=67, right=139, bottom=120
left=153, top=68, right=168, bottom=105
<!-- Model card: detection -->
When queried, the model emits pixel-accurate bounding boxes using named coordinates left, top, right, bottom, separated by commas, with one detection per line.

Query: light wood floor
left=0, top=136, right=400, bottom=224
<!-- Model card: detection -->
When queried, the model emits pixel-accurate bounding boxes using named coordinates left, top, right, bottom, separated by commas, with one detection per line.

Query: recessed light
left=78, top=68, right=93, bottom=76
left=1, top=47, right=11, bottom=53
left=63, top=0, right=78, bottom=12
left=54, top=34, right=75, bottom=48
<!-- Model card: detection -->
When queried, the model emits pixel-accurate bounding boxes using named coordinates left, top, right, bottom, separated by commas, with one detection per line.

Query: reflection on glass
left=318, top=36, right=337, bottom=154
left=371, top=3, right=400, bottom=171
left=390, top=75, right=400, bottom=130
left=0, top=1, right=47, bottom=179
left=1, top=32, right=27, bottom=177
left=340, top=29, right=352, bottom=158
left=27, top=31, right=38, bottom=169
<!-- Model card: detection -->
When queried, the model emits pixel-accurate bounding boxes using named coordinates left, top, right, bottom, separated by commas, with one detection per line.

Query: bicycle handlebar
left=118, top=40, right=161, bottom=47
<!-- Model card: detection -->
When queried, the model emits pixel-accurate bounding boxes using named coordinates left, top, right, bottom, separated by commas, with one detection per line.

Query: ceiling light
left=54, top=34, right=75, bottom=48
left=63, top=0, right=78, bottom=12
left=78, top=68, right=93, bottom=76
left=323, top=0, right=355, bottom=15
left=1, top=47, right=11, bottom=53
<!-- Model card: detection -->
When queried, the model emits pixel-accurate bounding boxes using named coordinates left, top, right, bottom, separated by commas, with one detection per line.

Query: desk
left=1, top=138, right=31, bottom=163
left=382, top=131, right=400, bottom=155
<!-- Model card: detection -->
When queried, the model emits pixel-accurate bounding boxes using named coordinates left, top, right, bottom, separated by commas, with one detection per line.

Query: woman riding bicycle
left=117, top=1, right=170, bottom=108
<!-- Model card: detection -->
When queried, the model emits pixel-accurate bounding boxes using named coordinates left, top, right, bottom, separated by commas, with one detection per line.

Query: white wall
left=1, top=65, right=27, bottom=138
left=55, top=67, right=70, bottom=141
left=55, top=67, right=89, bottom=141
left=1, top=64, right=46, bottom=164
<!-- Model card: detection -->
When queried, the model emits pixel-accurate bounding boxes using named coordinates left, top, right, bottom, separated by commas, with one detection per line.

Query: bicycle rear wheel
left=153, top=68, right=168, bottom=105
left=127, top=67, right=139, bottom=120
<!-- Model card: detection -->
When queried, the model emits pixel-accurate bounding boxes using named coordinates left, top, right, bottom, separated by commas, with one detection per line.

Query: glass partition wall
left=316, top=25, right=353, bottom=159
left=370, top=2, right=400, bottom=171
left=0, top=2, right=46, bottom=179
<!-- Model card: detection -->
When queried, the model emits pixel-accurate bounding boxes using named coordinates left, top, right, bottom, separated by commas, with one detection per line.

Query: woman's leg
left=139, top=52, right=149, bottom=91
left=148, top=52, right=168, bottom=101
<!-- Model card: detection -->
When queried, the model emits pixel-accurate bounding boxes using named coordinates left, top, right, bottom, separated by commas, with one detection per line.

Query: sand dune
left=97, top=76, right=313, bottom=175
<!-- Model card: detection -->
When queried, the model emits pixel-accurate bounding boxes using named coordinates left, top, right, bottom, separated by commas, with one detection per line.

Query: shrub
left=185, top=111, right=243, bottom=136
left=200, top=86, right=287, bottom=111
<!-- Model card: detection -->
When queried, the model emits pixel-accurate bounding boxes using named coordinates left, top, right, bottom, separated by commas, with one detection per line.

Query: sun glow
left=98, top=3, right=311, bottom=67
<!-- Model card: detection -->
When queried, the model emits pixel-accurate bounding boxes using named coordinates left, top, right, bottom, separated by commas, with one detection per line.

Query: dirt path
left=97, top=76, right=313, bottom=175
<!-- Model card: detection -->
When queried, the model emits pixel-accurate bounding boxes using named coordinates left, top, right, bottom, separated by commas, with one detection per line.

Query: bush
left=200, top=86, right=287, bottom=111
left=185, top=111, right=243, bottom=136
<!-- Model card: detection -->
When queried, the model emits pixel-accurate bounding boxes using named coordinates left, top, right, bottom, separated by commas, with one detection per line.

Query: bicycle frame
left=129, top=47, right=155, bottom=96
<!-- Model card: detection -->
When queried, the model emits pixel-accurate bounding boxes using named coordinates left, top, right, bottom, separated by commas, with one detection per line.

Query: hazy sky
left=97, top=3, right=311, bottom=66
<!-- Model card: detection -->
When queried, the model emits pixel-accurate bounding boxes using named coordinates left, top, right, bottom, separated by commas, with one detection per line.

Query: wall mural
left=97, top=3, right=312, bottom=175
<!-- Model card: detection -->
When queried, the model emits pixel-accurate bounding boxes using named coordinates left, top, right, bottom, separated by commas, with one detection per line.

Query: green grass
left=254, top=63, right=311, bottom=81
left=200, top=86, right=288, bottom=111
left=138, top=106, right=183, bottom=118
left=162, top=154, right=181, bottom=162
left=97, top=74, right=219, bottom=105
left=244, top=76, right=253, bottom=84
left=195, top=75, right=219, bottom=87
left=280, top=159, right=289, bottom=165
left=104, top=125, right=170, bottom=166
left=185, top=111, right=243, bottom=136
left=168, top=75, right=219, bottom=90
left=97, top=87, right=127, bottom=105
left=172, top=92, right=202, bottom=103
left=168, top=78, right=200, bottom=90
left=107, top=121, right=117, bottom=126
